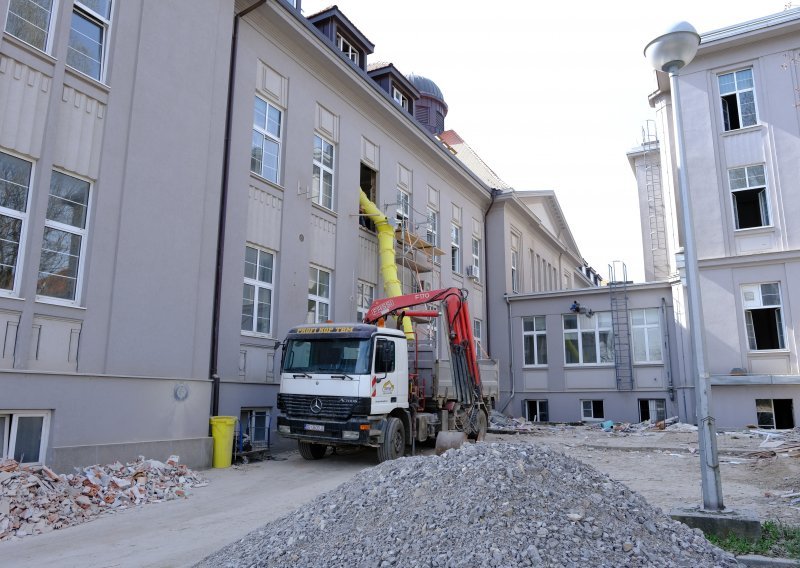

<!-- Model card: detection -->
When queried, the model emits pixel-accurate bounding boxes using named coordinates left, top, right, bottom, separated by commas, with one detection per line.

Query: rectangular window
left=756, top=399, right=795, bottom=429
left=359, top=163, right=377, bottom=231
left=639, top=399, right=666, bottom=423
left=630, top=308, right=662, bottom=363
left=0, top=151, right=32, bottom=293
left=742, top=283, right=785, bottom=350
left=0, top=411, right=49, bottom=464
left=526, top=400, right=549, bottom=422
left=312, top=134, right=335, bottom=209
left=242, top=246, right=274, bottom=335
left=336, top=33, right=358, bottom=65
left=396, top=188, right=410, bottom=230
left=563, top=312, right=614, bottom=365
left=581, top=400, right=604, bottom=420
left=356, top=280, right=374, bottom=322
left=473, top=318, right=482, bottom=357
left=522, top=316, right=547, bottom=366
left=36, top=171, right=90, bottom=302
left=719, top=68, right=757, bottom=131
left=511, top=249, right=519, bottom=293
left=5, top=0, right=54, bottom=51
left=251, top=96, right=282, bottom=184
left=427, top=208, right=439, bottom=265
left=392, top=86, right=409, bottom=111
left=729, top=164, right=769, bottom=229
left=450, top=223, right=461, bottom=273
left=307, top=266, right=331, bottom=323
left=471, top=237, right=481, bottom=281
left=239, top=408, right=270, bottom=447
left=67, top=0, right=112, bottom=81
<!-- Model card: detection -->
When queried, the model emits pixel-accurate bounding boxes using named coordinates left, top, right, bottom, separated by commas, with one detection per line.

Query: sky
left=302, top=0, right=789, bottom=282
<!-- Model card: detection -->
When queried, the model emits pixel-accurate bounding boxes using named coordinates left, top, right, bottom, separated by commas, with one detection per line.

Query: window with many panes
left=312, top=134, right=335, bottom=209
left=451, top=223, right=461, bottom=274
left=307, top=266, right=331, bottom=323
left=719, top=68, right=757, bottom=131
left=392, top=87, right=409, bottom=111
left=356, top=280, right=374, bottom=322
left=511, top=249, right=519, bottom=293
left=742, top=283, right=785, bottom=351
left=729, top=164, right=769, bottom=230
left=581, top=400, right=604, bottom=420
left=336, top=33, right=358, bottom=65
left=0, top=151, right=31, bottom=293
left=522, top=316, right=547, bottom=366
left=563, top=312, right=614, bottom=365
left=242, top=246, right=274, bottom=335
left=471, top=237, right=481, bottom=281
left=251, top=96, right=282, bottom=184
left=426, top=207, right=439, bottom=265
left=0, top=411, right=49, bottom=464
left=630, top=308, right=662, bottom=363
left=5, top=0, right=54, bottom=51
left=67, top=0, right=112, bottom=81
left=473, top=318, right=482, bottom=357
left=396, top=189, right=410, bottom=231
left=37, top=171, right=90, bottom=302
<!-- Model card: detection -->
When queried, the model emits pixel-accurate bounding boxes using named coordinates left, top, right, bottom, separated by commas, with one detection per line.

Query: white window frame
left=336, top=33, right=358, bottom=64
left=242, top=245, right=275, bottom=336
left=426, top=207, right=439, bottom=265
left=471, top=236, right=481, bottom=282
left=729, top=164, right=770, bottom=230
left=0, top=411, right=50, bottom=465
left=36, top=170, right=91, bottom=305
left=742, top=282, right=785, bottom=351
left=630, top=308, right=662, bottom=363
left=522, top=316, right=547, bottom=367
left=308, top=266, right=331, bottom=323
left=392, top=86, right=409, bottom=111
left=356, top=280, right=374, bottom=322
left=239, top=407, right=270, bottom=444
left=473, top=318, right=482, bottom=357
left=67, top=0, right=113, bottom=83
left=451, top=223, right=461, bottom=274
left=251, top=95, right=283, bottom=184
left=563, top=312, right=614, bottom=366
left=312, top=134, right=335, bottom=210
left=0, top=150, right=33, bottom=297
left=581, top=400, right=604, bottom=420
left=718, top=67, right=757, bottom=132
left=396, top=188, right=410, bottom=231
left=5, top=0, right=56, bottom=52
left=511, top=249, right=519, bottom=293
left=526, top=400, right=549, bottom=422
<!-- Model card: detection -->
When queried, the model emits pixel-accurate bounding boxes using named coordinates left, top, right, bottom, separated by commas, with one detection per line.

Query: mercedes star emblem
left=310, top=398, right=323, bottom=414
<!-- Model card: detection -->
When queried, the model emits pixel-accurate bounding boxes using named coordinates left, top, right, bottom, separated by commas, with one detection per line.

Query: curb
left=737, top=555, right=800, bottom=567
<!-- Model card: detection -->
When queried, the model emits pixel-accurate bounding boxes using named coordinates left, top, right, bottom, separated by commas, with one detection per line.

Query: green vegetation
left=706, top=522, right=800, bottom=559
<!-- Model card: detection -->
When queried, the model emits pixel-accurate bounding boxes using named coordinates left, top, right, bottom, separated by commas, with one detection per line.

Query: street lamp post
left=644, top=23, right=724, bottom=511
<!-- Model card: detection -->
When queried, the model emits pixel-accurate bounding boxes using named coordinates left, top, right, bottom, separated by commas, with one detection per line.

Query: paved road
left=0, top=447, right=378, bottom=568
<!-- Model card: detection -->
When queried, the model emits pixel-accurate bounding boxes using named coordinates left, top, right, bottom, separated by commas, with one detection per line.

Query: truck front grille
left=278, top=394, right=371, bottom=420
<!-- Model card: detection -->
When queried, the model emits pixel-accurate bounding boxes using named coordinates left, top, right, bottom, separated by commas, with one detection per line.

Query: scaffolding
left=608, top=261, right=634, bottom=391
left=641, top=120, right=669, bottom=280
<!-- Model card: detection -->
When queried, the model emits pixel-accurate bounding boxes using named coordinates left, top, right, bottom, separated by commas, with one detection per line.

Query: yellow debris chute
left=359, top=189, right=415, bottom=339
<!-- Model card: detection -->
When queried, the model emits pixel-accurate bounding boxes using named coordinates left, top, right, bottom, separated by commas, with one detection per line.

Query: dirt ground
left=487, top=424, right=800, bottom=526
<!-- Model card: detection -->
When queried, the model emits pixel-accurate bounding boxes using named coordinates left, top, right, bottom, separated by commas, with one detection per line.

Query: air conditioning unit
left=466, top=265, right=480, bottom=280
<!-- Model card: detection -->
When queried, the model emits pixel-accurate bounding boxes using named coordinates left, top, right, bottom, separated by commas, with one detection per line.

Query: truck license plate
left=304, top=424, right=324, bottom=432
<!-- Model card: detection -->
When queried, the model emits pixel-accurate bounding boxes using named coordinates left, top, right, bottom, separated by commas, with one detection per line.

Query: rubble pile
left=487, top=411, right=537, bottom=433
left=0, top=455, right=207, bottom=541
left=197, top=442, right=740, bottom=568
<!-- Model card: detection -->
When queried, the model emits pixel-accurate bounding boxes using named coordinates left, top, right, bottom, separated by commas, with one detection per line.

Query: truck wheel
left=377, top=417, right=405, bottom=463
left=298, top=441, right=327, bottom=460
left=468, top=409, right=488, bottom=441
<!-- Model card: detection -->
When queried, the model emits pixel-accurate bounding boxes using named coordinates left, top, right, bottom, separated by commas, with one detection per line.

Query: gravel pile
left=197, top=442, right=740, bottom=567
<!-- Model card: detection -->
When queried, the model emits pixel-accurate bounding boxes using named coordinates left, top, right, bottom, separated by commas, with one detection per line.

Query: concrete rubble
left=0, top=455, right=207, bottom=541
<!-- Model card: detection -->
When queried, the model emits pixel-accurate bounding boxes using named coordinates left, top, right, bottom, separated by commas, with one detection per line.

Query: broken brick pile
left=0, top=455, right=208, bottom=541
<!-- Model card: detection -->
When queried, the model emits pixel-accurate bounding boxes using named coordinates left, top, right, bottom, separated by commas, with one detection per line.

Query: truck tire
left=298, top=441, right=327, bottom=460
left=377, top=417, right=405, bottom=463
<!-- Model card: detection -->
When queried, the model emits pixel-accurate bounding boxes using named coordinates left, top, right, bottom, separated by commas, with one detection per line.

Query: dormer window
left=336, top=33, right=359, bottom=65
left=392, top=87, right=409, bottom=111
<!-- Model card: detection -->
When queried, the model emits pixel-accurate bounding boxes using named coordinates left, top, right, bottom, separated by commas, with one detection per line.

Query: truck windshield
left=283, top=338, right=371, bottom=375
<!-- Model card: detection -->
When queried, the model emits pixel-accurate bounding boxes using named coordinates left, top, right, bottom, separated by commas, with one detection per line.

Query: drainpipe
left=500, top=293, right=515, bottom=413
left=210, top=0, right=269, bottom=418
left=482, top=188, right=501, bottom=356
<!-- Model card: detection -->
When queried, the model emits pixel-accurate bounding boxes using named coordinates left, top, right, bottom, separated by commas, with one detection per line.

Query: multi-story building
left=630, top=8, right=800, bottom=429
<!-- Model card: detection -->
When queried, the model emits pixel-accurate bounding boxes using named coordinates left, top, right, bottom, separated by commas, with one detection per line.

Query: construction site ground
left=1, top=425, right=799, bottom=568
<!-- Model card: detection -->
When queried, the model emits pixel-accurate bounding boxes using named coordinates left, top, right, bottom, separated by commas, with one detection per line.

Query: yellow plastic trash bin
left=209, top=416, right=237, bottom=468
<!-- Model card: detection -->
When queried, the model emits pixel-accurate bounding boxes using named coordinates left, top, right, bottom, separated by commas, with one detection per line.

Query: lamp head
left=644, top=21, right=700, bottom=72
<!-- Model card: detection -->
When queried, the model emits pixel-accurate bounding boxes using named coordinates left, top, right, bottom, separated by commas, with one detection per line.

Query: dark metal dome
left=407, top=73, right=445, bottom=102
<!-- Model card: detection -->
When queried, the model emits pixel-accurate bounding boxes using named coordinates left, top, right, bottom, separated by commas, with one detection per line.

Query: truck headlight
left=342, top=431, right=360, bottom=440
left=278, top=425, right=290, bottom=434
